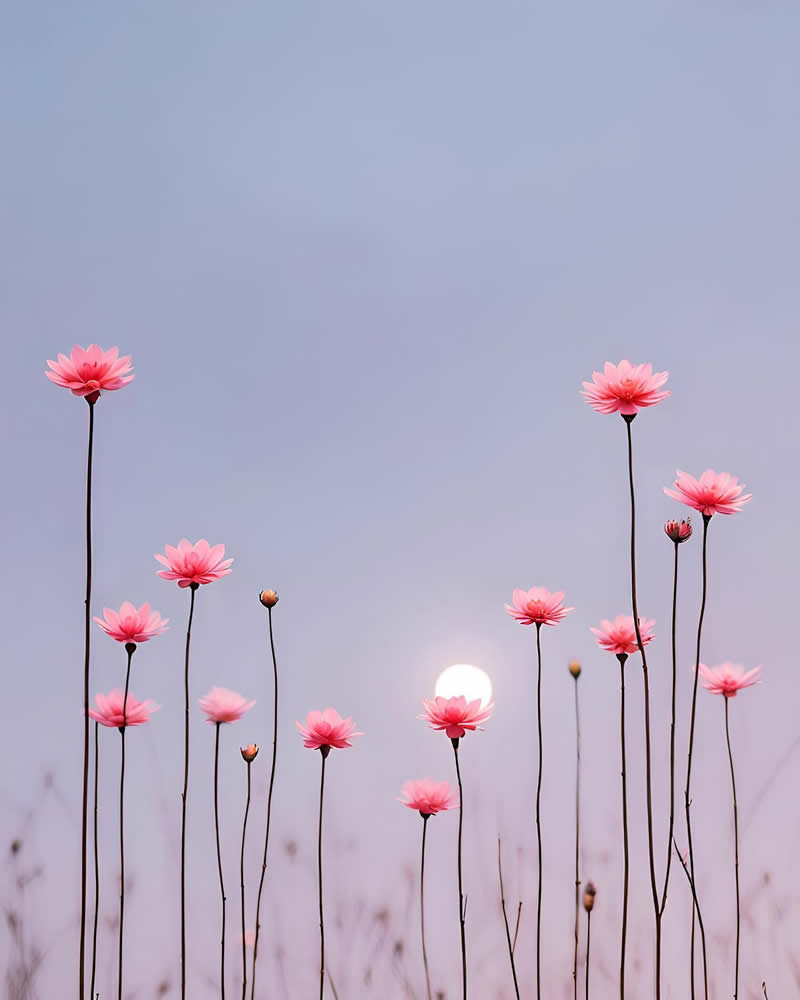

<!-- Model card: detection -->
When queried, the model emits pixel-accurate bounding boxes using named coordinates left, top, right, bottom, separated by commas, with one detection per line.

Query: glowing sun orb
left=435, top=664, right=493, bottom=708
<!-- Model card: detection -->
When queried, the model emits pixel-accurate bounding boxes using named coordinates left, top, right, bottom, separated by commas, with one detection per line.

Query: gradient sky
left=3, top=0, right=800, bottom=996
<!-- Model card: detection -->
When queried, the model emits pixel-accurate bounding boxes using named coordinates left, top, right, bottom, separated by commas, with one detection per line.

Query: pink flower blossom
left=505, top=587, right=574, bottom=627
left=93, top=601, right=168, bottom=644
left=198, top=687, right=255, bottom=724
left=581, top=360, right=669, bottom=415
left=419, top=695, right=493, bottom=740
left=296, top=708, right=362, bottom=750
left=664, top=470, right=752, bottom=516
left=398, top=779, right=459, bottom=816
left=155, top=539, right=233, bottom=588
left=664, top=519, right=692, bottom=543
left=89, top=690, right=159, bottom=728
left=45, top=345, right=134, bottom=400
left=591, top=615, right=655, bottom=656
left=699, top=662, right=761, bottom=698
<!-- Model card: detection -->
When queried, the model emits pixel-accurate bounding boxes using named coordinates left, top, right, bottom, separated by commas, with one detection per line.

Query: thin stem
left=660, top=542, right=680, bottom=916
left=421, top=817, right=433, bottom=1000
left=180, top=583, right=198, bottom=1000
left=685, top=515, right=710, bottom=1000
left=618, top=654, right=629, bottom=1000
left=724, top=699, right=740, bottom=999
left=318, top=750, right=328, bottom=1000
left=623, top=416, right=661, bottom=999
left=498, top=839, right=520, bottom=999
left=585, top=910, right=592, bottom=1000
left=240, top=761, right=252, bottom=1000
left=214, top=722, right=227, bottom=999
left=535, top=621, right=543, bottom=1000
left=251, top=606, right=280, bottom=1000
left=573, top=674, right=581, bottom=1000
left=512, top=903, right=522, bottom=956
left=118, top=644, right=134, bottom=1000
left=80, top=398, right=95, bottom=999
left=672, top=835, right=709, bottom=993
left=452, top=739, right=467, bottom=1000
left=90, top=721, right=100, bottom=1000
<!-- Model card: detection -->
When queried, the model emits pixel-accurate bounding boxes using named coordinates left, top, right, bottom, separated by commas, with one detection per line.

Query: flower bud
left=664, top=518, right=692, bottom=543
left=240, top=744, right=259, bottom=763
left=568, top=660, right=582, bottom=679
left=258, top=589, right=279, bottom=608
left=583, top=881, right=597, bottom=912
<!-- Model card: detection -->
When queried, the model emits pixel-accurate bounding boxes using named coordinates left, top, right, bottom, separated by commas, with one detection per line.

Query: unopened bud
left=664, top=518, right=692, bottom=543
left=568, top=660, right=582, bottom=679
left=240, top=744, right=259, bottom=763
left=583, top=881, right=597, bottom=912
left=258, top=589, right=279, bottom=608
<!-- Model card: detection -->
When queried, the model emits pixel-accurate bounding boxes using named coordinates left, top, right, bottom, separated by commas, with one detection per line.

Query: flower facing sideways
left=581, top=360, right=669, bottom=416
left=94, top=602, right=168, bottom=644
left=155, top=539, right=233, bottom=588
left=420, top=695, right=493, bottom=741
left=198, top=687, right=255, bottom=724
left=296, top=709, right=362, bottom=750
left=398, top=778, right=459, bottom=817
left=89, top=690, right=159, bottom=728
left=591, top=615, right=655, bottom=657
left=505, top=587, right=574, bottom=627
left=45, top=345, right=134, bottom=400
left=664, top=470, right=751, bottom=517
left=699, top=662, right=761, bottom=698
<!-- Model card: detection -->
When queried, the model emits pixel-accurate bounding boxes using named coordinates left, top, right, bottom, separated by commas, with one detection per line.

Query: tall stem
left=318, top=749, right=328, bottom=1000
left=250, top=606, right=279, bottom=1000
left=673, top=835, right=709, bottom=998
left=498, top=839, right=520, bottom=999
left=80, top=397, right=95, bottom=999
left=420, top=817, right=433, bottom=1000
left=585, top=910, right=592, bottom=1000
left=724, top=699, right=740, bottom=999
left=180, top=583, right=198, bottom=999
left=535, top=621, right=543, bottom=1000
left=573, top=673, right=581, bottom=1000
left=660, top=542, right=679, bottom=916
left=452, top=739, right=467, bottom=1000
left=240, top=761, right=252, bottom=1000
left=214, top=722, right=227, bottom=999
left=90, top=721, right=100, bottom=1000
left=618, top=653, right=629, bottom=1000
left=118, top=644, right=134, bottom=1000
left=623, top=415, right=661, bottom=998
left=685, top=515, right=710, bottom=999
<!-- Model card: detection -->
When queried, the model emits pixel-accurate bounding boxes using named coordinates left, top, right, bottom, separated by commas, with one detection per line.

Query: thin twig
left=498, top=839, right=520, bottom=998
left=573, top=673, right=581, bottom=1000
left=452, top=739, right=467, bottom=1000
left=618, top=653, right=629, bottom=1000
left=90, top=721, right=100, bottom=1000
left=660, top=541, right=680, bottom=917
left=118, top=643, right=134, bottom=1000
left=318, top=749, right=329, bottom=1000
left=240, top=760, right=252, bottom=1000
left=724, top=699, right=740, bottom=999
left=535, top=622, right=544, bottom=1000
left=213, top=722, right=227, bottom=999
left=421, top=817, right=433, bottom=1000
left=181, top=583, right=198, bottom=1000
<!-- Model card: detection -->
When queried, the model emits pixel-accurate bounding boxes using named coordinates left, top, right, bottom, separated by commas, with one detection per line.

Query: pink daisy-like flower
left=505, top=587, right=574, bottom=627
left=198, top=687, right=255, bottom=724
left=591, top=615, right=655, bottom=656
left=296, top=708, right=362, bottom=750
left=664, top=470, right=752, bottom=517
left=699, top=662, right=761, bottom=698
left=45, top=345, right=134, bottom=401
left=93, top=601, right=168, bottom=644
left=419, top=695, right=493, bottom=741
left=581, top=360, right=669, bottom=416
left=155, top=539, right=233, bottom=588
left=89, top=690, right=159, bottom=728
left=398, top=778, right=459, bottom=817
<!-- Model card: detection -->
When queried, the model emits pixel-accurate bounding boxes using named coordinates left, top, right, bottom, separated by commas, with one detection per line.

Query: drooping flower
left=505, top=587, right=574, bottom=627
left=591, top=615, right=655, bottom=656
left=198, top=687, right=255, bottom=724
left=664, top=519, right=693, bottom=543
left=664, top=470, right=751, bottom=516
left=698, top=662, right=761, bottom=698
left=89, top=690, right=159, bottom=728
left=581, top=360, right=669, bottom=415
left=296, top=708, right=362, bottom=750
left=45, top=345, right=134, bottom=400
left=155, top=539, right=233, bottom=588
left=93, top=601, right=168, bottom=644
left=398, top=779, right=459, bottom=816
left=419, top=695, right=493, bottom=740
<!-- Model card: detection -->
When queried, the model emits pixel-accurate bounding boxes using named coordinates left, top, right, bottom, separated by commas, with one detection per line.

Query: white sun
left=435, top=663, right=493, bottom=707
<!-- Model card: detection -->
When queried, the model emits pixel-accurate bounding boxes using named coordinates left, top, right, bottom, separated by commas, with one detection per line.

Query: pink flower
left=398, top=779, right=459, bottom=816
left=505, top=587, right=574, bottom=627
left=45, top=345, right=134, bottom=400
left=89, top=690, right=159, bottom=728
left=155, top=538, right=233, bottom=588
left=93, top=601, right=168, bottom=644
left=296, top=708, right=362, bottom=750
left=581, top=360, right=669, bottom=415
left=591, top=615, right=655, bottom=656
left=699, top=662, right=761, bottom=698
left=198, top=687, right=255, bottom=724
left=664, top=470, right=752, bottom=517
left=419, top=695, right=493, bottom=740
left=664, top=519, right=693, bottom=543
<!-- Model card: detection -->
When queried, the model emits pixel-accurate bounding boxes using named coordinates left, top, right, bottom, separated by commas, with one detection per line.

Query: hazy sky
left=2, top=1, right=800, bottom=996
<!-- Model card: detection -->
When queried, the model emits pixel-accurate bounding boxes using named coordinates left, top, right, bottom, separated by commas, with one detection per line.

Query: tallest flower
left=581, top=360, right=669, bottom=416
left=45, top=344, right=134, bottom=403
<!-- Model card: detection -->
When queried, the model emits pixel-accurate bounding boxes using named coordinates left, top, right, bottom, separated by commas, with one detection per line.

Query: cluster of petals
left=581, top=360, right=669, bottom=415
left=155, top=538, right=233, bottom=588
left=664, top=518, right=692, bottom=543
left=699, top=662, right=761, bottom=698
left=89, top=690, right=159, bottom=728
left=664, top=470, right=751, bottom=516
left=398, top=778, right=459, bottom=816
left=296, top=708, right=362, bottom=750
left=505, top=587, right=574, bottom=627
left=94, top=601, right=168, bottom=644
left=198, top=687, right=255, bottom=724
left=419, top=695, right=493, bottom=740
left=591, top=615, right=655, bottom=656
left=45, top=345, right=134, bottom=398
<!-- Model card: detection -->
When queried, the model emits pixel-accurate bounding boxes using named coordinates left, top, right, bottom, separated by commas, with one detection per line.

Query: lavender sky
left=2, top=1, right=800, bottom=996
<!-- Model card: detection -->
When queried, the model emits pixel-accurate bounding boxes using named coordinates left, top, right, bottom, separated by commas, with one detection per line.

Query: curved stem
left=498, top=838, right=520, bottom=999
left=585, top=910, right=592, bottom=1000
left=80, top=398, right=95, bottom=999
left=318, top=750, right=328, bottom=1000
left=250, top=607, right=279, bottom=1000
left=618, top=654, right=629, bottom=1000
left=240, top=761, right=252, bottom=1000
left=90, top=721, right=100, bottom=1000
left=421, top=817, right=433, bottom=1000
left=452, top=739, right=467, bottom=1000
left=573, top=674, right=581, bottom=1000
left=180, top=584, right=198, bottom=999
left=660, top=542, right=680, bottom=916
left=214, top=722, right=227, bottom=999
left=724, top=699, right=740, bottom=999
left=535, top=622, right=543, bottom=1000
left=118, top=644, right=134, bottom=1000
left=673, top=835, right=709, bottom=997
